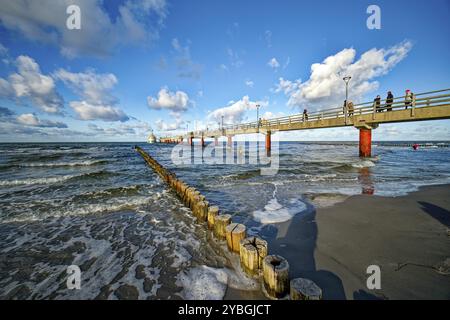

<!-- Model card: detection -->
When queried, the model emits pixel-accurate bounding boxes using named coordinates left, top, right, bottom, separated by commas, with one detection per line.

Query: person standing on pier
left=303, top=109, right=308, bottom=121
left=405, top=89, right=413, bottom=109
left=386, top=91, right=394, bottom=111
left=347, top=100, right=354, bottom=116
left=374, top=95, right=382, bottom=112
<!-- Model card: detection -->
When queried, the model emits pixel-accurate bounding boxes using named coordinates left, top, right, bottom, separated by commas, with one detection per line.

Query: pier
left=162, top=88, right=450, bottom=157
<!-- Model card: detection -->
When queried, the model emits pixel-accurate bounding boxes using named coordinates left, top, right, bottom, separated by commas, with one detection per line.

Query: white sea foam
left=0, top=174, right=76, bottom=186
left=352, top=160, right=375, bottom=168
left=0, top=195, right=155, bottom=223
left=21, top=160, right=106, bottom=167
left=252, top=198, right=307, bottom=224
left=176, top=265, right=228, bottom=300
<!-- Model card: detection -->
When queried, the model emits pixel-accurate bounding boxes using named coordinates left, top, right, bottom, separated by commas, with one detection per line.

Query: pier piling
left=214, top=214, right=232, bottom=239
left=207, top=206, right=219, bottom=229
left=239, top=237, right=268, bottom=276
left=262, top=255, right=290, bottom=299
left=265, top=131, right=271, bottom=155
left=359, top=128, right=372, bottom=157
left=225, top=223, right=247, bottom=253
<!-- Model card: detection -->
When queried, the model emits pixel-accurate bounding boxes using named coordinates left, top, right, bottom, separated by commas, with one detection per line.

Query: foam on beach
left=176, top=265, right=228, bottom=300
left=252, top=198, right=307, bottom=224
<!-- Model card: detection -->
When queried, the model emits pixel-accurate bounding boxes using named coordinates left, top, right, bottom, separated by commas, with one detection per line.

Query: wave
left=351, top=160, right=375, bottom=168
left=74, top=184, right=147, bottom=199
left=69, top=170, right=117, bottom=181
left=21, top=160, right=108, bottom=168
left=0, top=170, right=117, bottom=187
left=0, top=195, right=157, bottom=224
left=0, top=174, right=76, bottom=187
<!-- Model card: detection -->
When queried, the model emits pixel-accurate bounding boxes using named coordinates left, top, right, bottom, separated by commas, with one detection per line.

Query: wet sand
left=225, top=184, right=450, bottom=300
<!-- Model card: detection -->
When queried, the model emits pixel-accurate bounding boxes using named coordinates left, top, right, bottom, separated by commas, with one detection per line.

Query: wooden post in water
left=262, top=255, right=290, bottom=299
left=239, top=237, right=268, bottom=276
left=196, top=201, right=207, bottom=222
left=207, top=206, right=219, bottom=229
left=214, top=214, right=232, bottom=239
left=200, top=201, right=209, bottom=222
left=191, top=195, right=201, bottom=216
left=225, top=223, right=246, bottom=253
left=290, top=278, right=322, bottom=300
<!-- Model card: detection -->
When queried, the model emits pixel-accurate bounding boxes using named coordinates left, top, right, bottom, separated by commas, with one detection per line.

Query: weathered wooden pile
left=135, top=146, right=322, bottom=300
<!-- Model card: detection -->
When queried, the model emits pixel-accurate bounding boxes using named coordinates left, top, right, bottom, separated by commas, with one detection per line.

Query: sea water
left=0, top=141, right=449, bottom=299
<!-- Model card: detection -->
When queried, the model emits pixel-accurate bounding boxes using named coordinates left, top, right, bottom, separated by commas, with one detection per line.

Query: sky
left=0, top=0, right=449, bottom=142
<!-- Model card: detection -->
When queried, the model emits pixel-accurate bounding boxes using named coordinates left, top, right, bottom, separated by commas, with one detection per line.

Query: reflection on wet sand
left=358, top=167, right=375, bottom=195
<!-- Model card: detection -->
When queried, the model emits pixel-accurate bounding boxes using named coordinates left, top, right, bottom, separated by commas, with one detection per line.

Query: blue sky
left=0, top=0, right=449, bottom=142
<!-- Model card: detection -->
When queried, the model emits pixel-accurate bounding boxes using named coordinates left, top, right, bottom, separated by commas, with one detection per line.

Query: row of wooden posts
left=135, top=146, right=322, bottom=300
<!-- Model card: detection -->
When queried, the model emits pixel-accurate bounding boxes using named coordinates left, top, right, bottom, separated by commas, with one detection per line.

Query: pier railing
left=191, top=88, right=450, bottom=136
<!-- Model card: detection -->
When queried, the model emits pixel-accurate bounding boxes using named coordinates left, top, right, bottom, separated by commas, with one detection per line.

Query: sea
left=0, top=141, right=449, bottom=299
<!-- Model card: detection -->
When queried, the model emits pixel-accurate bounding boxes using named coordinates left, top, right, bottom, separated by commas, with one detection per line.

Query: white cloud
left=0, top=55, right=63, bottom=113
left=245, top=80, right=254, bottom=88
left=227, top=48, right=243, bottom=68
left=277, top=40, right=413, bottom=111
left=147, top=87, right=190, bottom=113
left=274, top=77, right=302, bottom=95
left=171, top=38, right=202, bottom=79
left=0, top=0, right=168, bottom=58
left=0, top=78, right=13, bottom=96
left=69, top=101, right=128, bottom=122
left=268, top=57, right=280, bottom=69
left=54, top=69, right=118, bottom=105
left=86, top=119, right=152, bottom=137
left=16, top=113, right=67, bottom=128
left=155, top=118, right=185, bottom=132
left=262, top=111, right=285, bottom=119
left=53, top=68, right=129, bottom=122
left=207, top=96, right=268, bottom=124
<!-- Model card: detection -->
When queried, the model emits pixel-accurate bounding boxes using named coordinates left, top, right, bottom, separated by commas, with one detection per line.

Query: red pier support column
left=227, top=136, right=232, bottom=147
left=265, top=131, right=271, bottom=154
left=359, top=128, right=372, bottom=157
left=214, top=137, right=218, bottom=146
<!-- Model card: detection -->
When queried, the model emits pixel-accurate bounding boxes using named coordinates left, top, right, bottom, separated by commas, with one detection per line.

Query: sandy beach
left=226, top=184, right=450, bottom=300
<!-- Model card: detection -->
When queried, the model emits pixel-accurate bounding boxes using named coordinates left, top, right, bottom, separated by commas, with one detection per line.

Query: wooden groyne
left=134, top=145, right=322, bottom=300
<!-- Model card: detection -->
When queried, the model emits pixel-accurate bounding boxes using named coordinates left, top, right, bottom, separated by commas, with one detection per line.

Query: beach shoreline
left=225, top=184, right=450, bottom=300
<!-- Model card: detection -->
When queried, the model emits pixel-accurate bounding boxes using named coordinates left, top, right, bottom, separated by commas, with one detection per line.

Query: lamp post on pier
left=343, top=76, right=352, bottom=124
left=256, top=104, right=260, bottom=132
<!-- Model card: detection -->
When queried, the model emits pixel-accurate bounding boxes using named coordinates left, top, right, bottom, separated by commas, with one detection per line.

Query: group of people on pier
left=344, top=89, right=416, bottom=117
left=261, top=89, right=417, bottom=125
